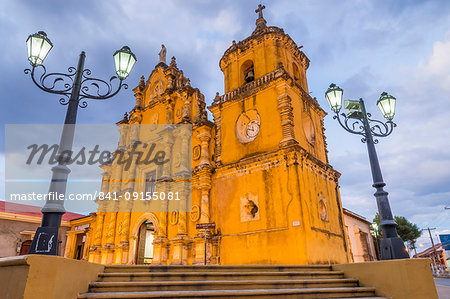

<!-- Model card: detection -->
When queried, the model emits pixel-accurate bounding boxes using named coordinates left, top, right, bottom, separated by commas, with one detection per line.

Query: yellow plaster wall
left=210, top=156, right=348, bottom=265
left=0, top=255, right=104, bottom=299
left=333, top=258, right=438, bottom=299
left=219, top=88, right=283, bottom=165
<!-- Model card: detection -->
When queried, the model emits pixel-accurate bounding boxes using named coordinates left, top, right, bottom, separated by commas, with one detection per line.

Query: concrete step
left=98, top=270, right=345, bottom=282
left=78, top=287, right=377, bottom=298
left=88, top=278, right=359, bottom=292
left=103, top=264, right=332, bottom=273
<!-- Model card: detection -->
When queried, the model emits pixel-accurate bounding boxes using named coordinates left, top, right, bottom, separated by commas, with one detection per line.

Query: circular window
left=302, top=113, right=315, bottom=146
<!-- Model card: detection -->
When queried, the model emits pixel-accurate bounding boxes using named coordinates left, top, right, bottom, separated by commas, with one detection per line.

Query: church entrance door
left=136, top=220, right=154, bottom=264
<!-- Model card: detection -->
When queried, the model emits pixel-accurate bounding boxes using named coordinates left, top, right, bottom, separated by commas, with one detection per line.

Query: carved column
left=193, top=167, right=214, bottom=264
left=91, top=211, right=105, bottom=263
left=116, top=142, right=140, bottom=264
left=193, top=126, right=214, bottom=264
left=64, top=230, right=77, bottom=259
left=104, top=212, right=117, bottom=264
left=102, top=152, right=124, bottom=264
left=182, top=94, right=191, bottom=122
left=82, top=227, right=92, bottom=261
left=90, top=170, right=109, bottom=263
left=210, top=105, right=222, bottom=166
left=276, top=83, right=297, bottom=148
left=118, top=125, right=128, bottom=150
left=171, top=128, right=191, bottom=265
left=152, top=122, right=174, bottom=264
left=197, top=131, right=211, bottom=167
left=133, top=76, right=146, bottom=109
left=175, top=127, right=191, bottom=176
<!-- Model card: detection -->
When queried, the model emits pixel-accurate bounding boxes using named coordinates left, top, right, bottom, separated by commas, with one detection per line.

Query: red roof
left=0, top=201, right=85, bottom=221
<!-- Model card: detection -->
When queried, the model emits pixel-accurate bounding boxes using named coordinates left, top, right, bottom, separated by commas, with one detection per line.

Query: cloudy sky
left=1, top=0, right=449, bottom=252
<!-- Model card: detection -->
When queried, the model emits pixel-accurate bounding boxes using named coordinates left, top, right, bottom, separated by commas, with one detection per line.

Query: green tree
left=372, top=213, right=422, bottom=253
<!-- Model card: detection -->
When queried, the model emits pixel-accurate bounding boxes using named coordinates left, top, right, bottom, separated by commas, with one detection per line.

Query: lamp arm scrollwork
left=25, top=65, right=129, bottom=109
left=24, top=65, right=75, bottom=98
left=368, top=117, right=396, bottom=137
left=78, top=71, right=128, bottom=107
left=333, top=112, right=365, bottom=136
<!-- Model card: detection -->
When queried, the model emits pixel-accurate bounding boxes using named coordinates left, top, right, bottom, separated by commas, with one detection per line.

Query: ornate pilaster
left=170, top=127, right=191, bottom=265
left=129, top=113, right=142, bottom=144
left=170, top=211, right=189, bottom=265
left=182, top=93, right=191, bottom=122
left=276, top=83, right=297, bottom=148
left=197, top=131, right=211, bottom=167
left=153, top=124, right=175, bottom=265
left=82, top=227, right=92, bottom=261
left=90, top=211, right=105, bottom=263
left=175, top=127, right=191, bottom=176
left=64, top=230, right=77, bottom=259
left=133, top=76, right=146, bottom=109
left=104, top=211, right=117, bottom=264
left=193, top=166, right=214, bottom=264
left=210, top=96, right=222, bottom=166
left=116, top=129, right=141, bottom=263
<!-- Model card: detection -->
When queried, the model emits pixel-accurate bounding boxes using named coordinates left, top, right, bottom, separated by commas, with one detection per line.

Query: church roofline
left=220, top=21, right=310, bottom=72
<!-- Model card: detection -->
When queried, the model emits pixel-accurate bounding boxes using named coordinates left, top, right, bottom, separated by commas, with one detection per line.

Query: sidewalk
left=435, top=278, right=450, bottom=299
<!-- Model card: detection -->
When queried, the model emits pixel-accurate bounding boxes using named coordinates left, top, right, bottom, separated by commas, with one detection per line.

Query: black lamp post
left=325, top=84, right=409, bottom=260
left=25, top=31, right=136, bottom=255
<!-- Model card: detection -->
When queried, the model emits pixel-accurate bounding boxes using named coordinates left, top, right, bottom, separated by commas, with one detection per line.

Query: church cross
left=255, top=4, right=265, bottom=19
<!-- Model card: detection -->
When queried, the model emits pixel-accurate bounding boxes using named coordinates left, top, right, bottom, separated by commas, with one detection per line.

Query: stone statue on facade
left=159, top=44, right=167, bottom=64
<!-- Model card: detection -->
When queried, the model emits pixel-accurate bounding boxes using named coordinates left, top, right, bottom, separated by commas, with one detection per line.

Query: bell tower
left=209, top=5, right=327, bottom=166
left=207, top=6, right=349, bottom=265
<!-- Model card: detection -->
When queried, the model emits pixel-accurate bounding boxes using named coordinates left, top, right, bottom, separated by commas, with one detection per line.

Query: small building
left=343, top=208, right=378, bottom=262
left=64, top=213, right=96, bottom=260
left=414, top=243, right=448, bottom=272
left=0, top=201, right=84, bottom=257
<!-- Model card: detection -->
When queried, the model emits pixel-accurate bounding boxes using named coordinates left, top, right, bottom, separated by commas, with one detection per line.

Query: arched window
left=292, top=63, right=300, bottom=83
left=241, top=60, right=254, bottom=84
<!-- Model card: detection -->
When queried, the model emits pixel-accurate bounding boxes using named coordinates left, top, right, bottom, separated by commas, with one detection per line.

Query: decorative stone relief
left=193, top=145, right=201, bottom=161
left=169, top=210, right=179, bottom=225
left=176, top=107, right=183, bottom=119
left=190, top=205, right=201, bottom=222
left=240, top=193, right=260, bottom=222
left=153, top=80, right=164, bottom=97
left=318, top=193, right=328, bottom=222
left=174, top=152, right=182, bottom=168
left=150, top=112, right=159, bottom=131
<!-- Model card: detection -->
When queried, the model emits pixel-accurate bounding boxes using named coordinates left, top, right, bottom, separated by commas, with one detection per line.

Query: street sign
left=196, top=223, right=215, bottom=229
left=439, top=234, right=450, bottom=250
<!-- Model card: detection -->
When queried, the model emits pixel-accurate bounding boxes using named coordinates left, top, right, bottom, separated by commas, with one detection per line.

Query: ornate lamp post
left=325, top=84, right=409, bottom=260
left=25, top=31, right=136, bottom=255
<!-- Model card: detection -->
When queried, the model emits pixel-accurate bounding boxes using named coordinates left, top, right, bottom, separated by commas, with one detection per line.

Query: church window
left=293, top=63, right=300, bottom=83
left=145, top=170, right=157, bottom=194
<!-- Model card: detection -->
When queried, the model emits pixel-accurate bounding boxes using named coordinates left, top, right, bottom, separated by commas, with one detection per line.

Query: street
left=435, top=278, right=450, bottom=298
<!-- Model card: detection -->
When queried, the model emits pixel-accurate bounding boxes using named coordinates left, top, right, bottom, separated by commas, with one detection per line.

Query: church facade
left=85, top=6, right=350, bottom=265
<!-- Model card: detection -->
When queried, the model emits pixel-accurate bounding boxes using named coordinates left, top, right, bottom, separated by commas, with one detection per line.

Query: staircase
left=78, top=265, right=386, bottom=298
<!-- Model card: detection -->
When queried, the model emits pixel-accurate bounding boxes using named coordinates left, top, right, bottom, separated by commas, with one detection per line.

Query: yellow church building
left=75, top=6, right=350, bottom=266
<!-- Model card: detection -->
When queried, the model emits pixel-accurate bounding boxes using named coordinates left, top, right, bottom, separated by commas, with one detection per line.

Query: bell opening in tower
left=241, top=60, right=255, bottom=84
